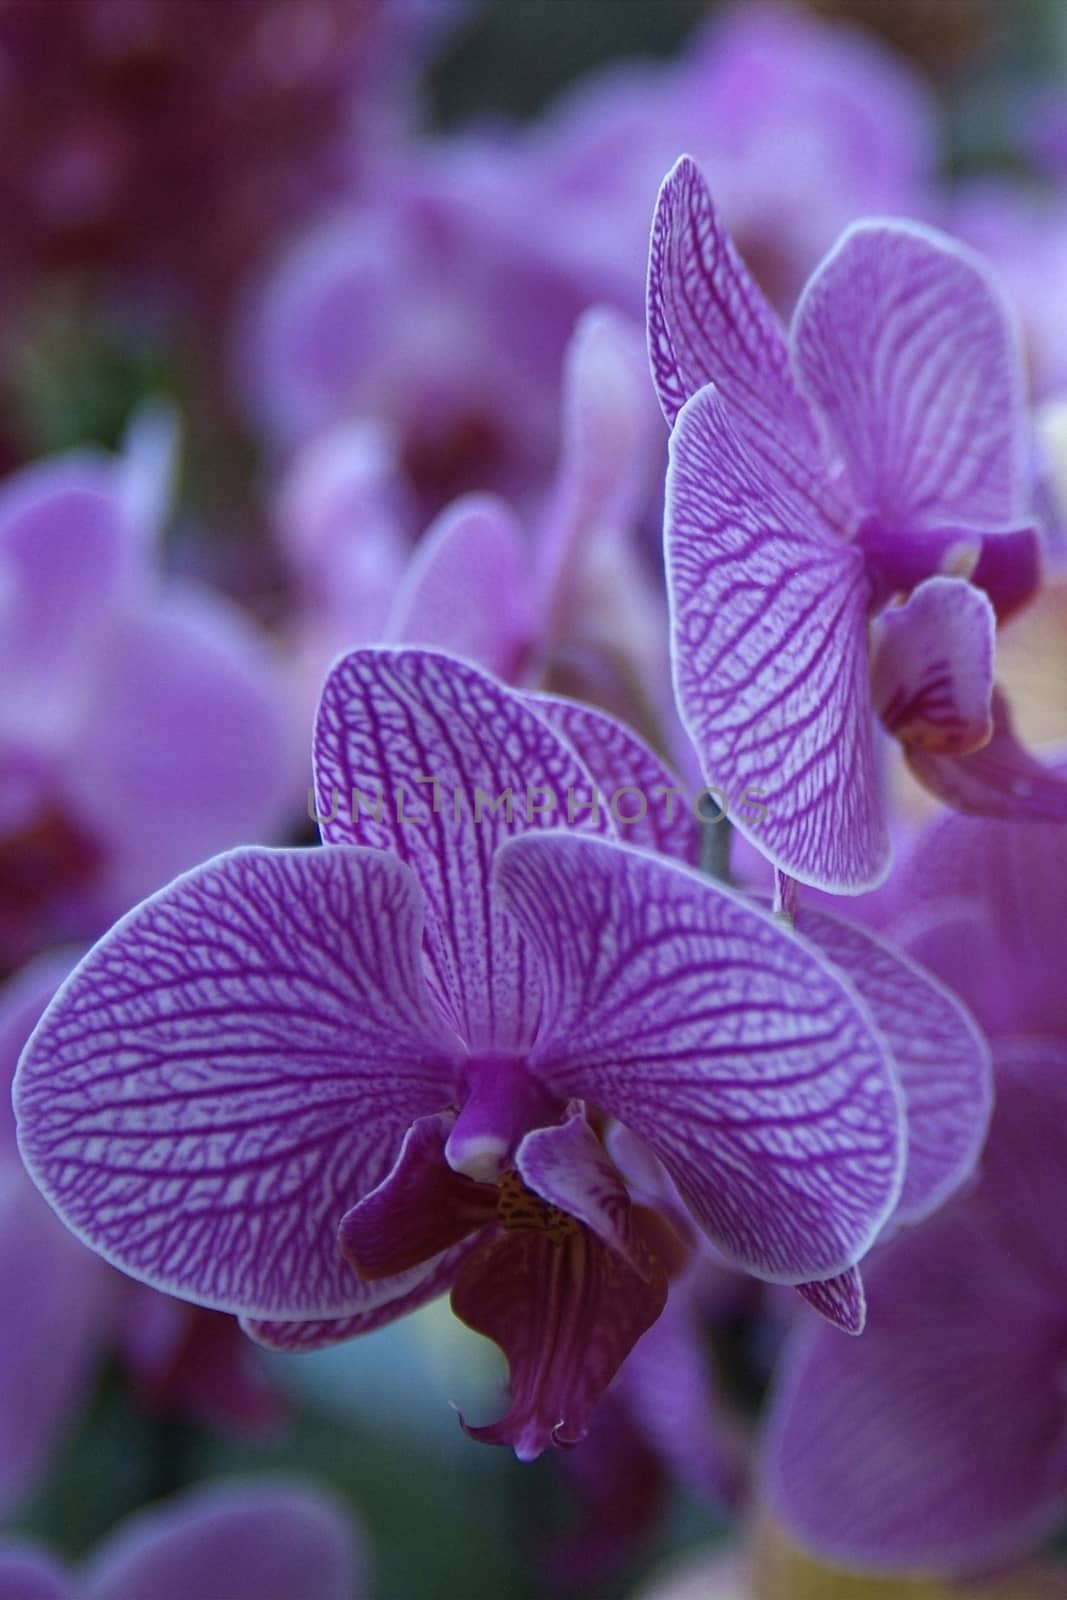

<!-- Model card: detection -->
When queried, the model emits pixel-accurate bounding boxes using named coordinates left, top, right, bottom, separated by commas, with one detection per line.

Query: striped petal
left=796, top=1268, right=866, bottom=1336
left=871, top=578, right=995, bottom=757
left=794, top=904, right=992, bottom=1227
left=313, top=647, right=613, bottom=1051
left=666, top=383, right=886, bottom=892
left=792, top=220, right=1026, bottom=530
left=494, top=834, right=904, bottom=1283
left=646, top=156, right=837, bottom=525
left=525, top=693, right=701, bottom=865
left=15, top=846, right=461, bottom=1321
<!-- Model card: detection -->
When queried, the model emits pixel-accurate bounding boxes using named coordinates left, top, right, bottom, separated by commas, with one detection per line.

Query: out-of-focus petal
left=895, top=793, right=1067, bottom=1040
left=84, top=1479, right=363, bottom=1600
left=0, top=951, right=77, bottom=1158
left=237, top=212, right=398, bottom=447
left=764, top=1148, right=1067, bottom=1572
left=116, top=1293, right=284, bottom=1439
left=15, top=846, right=461, bottom=1321
left=793, top=903, right=992, bottom=1226
left=0, top=1545, right=71, bottom=1600
left=313, top=647, right=613, bottom=1051
left=0, top=949, right=109, bottom=1516
left=792, top=220, right=1026, bottom=530
left=0, top=457, right=141, bottom=719
left=495, top=834, right=904, bottom=1283
left=0, top=1175, right=111, bottom=1518
left=970, top=1040, right=1067, bottom=1295
left=666, top=384, right=885, bottom=892
left=871, top=578, right=995, bottom=757
left=617, top=1278, right=744, bottom=1508
left=118, top=403, right=180, bottom=551
left=64, top=581, right=297, bottom=913
left=387, top=494, right=534, bottom=680
left=277, top=419, right=412, bottom=625
left=537, top=307, right=661, bottom=632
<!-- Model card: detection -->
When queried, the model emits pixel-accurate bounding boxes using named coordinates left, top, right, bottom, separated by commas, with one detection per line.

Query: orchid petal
left=516, top=1108, right=646, bottom=1275
left=907, top=689, right=1067, bottom=822
left=537, top=307, right=661, bottom=630
left=65, top=581, right=296, bottom=915
left=0, top=1546, right=70, bottom=1600
left=15, top=846, right=461, bottom=1321
left=0, top=458, right=140, bottom=708
left=794, top=902, right=993, bottom=1225
left=242, top=1244, right=478, bottom=1354
left=969, top=1040, right=1067, bottom=1295
left=872, top=578, right=995, bottom=757
left=795, top=1268, right=866, bottom=1335
left=452, top=1209, right=671, bottom=1460
left=617, top=1281, right=743, bottom=1508
left=647, top=157, right=837, bottom=524
left=495, top=834, right=904, bottom=1283
left=0, top=1177, right=110, bottom=1517
left=524, top=693, right=700, bottom=864
left=387, top=494, right=534, bottom=681
left=339, top=1113, right=496, bottom=1280
left=666, top=383, right=886, bottom=891
left=313, top=647, right=613, bottom=1050
left=764, top=1127, right=1067, bottom=1573
left=897, top=802, right=1067, bottom=1039
left=85, top=1479, right=362, bottom=1600
left=792, top=220, right=1026, bottom=529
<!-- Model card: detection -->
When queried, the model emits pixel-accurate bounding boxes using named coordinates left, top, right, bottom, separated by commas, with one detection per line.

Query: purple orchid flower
left=236, top=134, right=603, bottom=516
left=650, top=154, right=1052, bottom=893
left=764, top=1040, right=1067, bottom=1577
left=0, top=415, right=294, bottom=970
left=0, top=1477, right=363, bottom=1600
left=14, top=648, right=912, bottom=1459
left=0, top=952, right=282, bottom=1518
